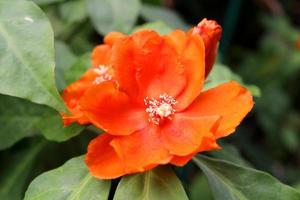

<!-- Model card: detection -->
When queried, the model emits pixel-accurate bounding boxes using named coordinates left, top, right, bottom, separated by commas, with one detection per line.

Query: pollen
left=144, top=94, right=177, bottom=125
left=93, top=65, right=112, bottom=84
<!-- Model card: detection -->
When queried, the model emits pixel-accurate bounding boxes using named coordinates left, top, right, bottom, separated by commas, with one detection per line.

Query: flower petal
left=175, top=32, right=206, bottom=111
left=111, top=125, right=172, bottom=171
left=170, top=137, right=221, bottom=166
left=80, top=81, right=148, bottom=135
left=91, top=44, right=111, bottom=67
left=161, top=114, right=219, bottom=156
left=111, top=30, right=186, bottom=102
left=85, top=133, right=125, bottom=179
left=62, top=68, right=99, bottom=126
left=104, top=31, right=125, bottom=46
left=183, top=81, right=254, bottom=139
left=193, top=18, right=222, bottom=77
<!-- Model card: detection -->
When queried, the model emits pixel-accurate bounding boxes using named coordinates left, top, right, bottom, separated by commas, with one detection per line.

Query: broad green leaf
left=64, top=53, right=91, bottom=84
left=86, top=0, right=141, bottom=35
left=59, top=0, right=87, bottom=25
left=132, top=21, right=173, bottom=35
left=0, top=0, right=65, bottom=112
left=140, top=3, right=189, bottom=30
left=193, top=155, right=300, bottom=200
left=190, top=173, right=213, bottom=200
left=205, top=63, right=261, bottom=97
left=0, top=95, right=43, bottom=150
left=24, top=156, right=110, bottom=200
left=114, top=166, right=188, bottom=200
left=0, top=140, right=45, bottom=200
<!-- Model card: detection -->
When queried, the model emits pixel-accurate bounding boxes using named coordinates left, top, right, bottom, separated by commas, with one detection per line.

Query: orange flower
left=296, top=38, right=300, bottom=50
left=62, top=19, right=253, bottom=179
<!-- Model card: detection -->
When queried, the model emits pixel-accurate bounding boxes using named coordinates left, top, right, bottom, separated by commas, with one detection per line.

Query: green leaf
left=190, top=173, right=213, bottom=200
left=0, top=95, right=44, bottom=150
left=140, top=3, right=189, bottom=30
left=0, top=140, right=46, bottom=200
left=0, top=94, right=83, bottom=149
left=59, top=0, right=87, bottom=25
left=132, top=21, right=173, bottom=35
left=0, top=0, right=66, bottom=112
left=36, top=108, right=84, bottom=142
left=32, top=0, right=65, bottom=5
left=205, top=63, right=261, bottom=97
left=86, top=0, right=141, bottom=35
left=193, top=155, right=300, bottom=200
left=64, top=53, right=91, bottom=84
left=54, top=40, right=77, bottom=91
left=24, top=156, right=111, bottom=200
left=114, top=166, right=188, bottom=200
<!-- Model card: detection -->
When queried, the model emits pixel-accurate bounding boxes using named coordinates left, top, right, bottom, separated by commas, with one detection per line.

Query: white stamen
left=93, top=65, right=112, bottom=85
left=144, top=94, right=177, bottom=125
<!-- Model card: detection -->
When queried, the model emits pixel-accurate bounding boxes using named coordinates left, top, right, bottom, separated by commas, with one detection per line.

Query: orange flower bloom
left=296, top=38, right=300, bottom=50
left=62, top=19, right=253, bottom=179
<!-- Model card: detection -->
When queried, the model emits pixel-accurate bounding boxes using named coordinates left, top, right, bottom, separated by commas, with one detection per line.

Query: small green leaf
left=140, top=3, right=189, bottom=30
left=190, top=173, right=213, bottom=200
left=55, top=40, right=77, bottom=91
left=205, top=63, right=261, bottom=97
left=24, top=156, right=111, bottom=200
left=86, top=0, right=141, bottom=35
left=36, top=108, right=84, bottom=142
left=132, top=21, right=173, bottom=35
left=193, top=155, right=300, bottom=200
left=0, top=0, right=65, bottom=111
left=114, top=166, right=188, bottom=200
left=0, top=140, right=45, bottom=200
left=64, top=53, right=91, bottom=84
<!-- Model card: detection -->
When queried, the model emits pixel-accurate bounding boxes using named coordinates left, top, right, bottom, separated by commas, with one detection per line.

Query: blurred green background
left=1, top=0, right=300, bottom=199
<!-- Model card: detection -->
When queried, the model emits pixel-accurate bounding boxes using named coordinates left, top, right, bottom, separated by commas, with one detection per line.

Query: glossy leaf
left=86, top=0, right=140, bottom=34
left=24, top=156, right=110, bottom=200
left=190, top=173, right=213, bottom=200
left=193, top=155, right=300, bottom=200
left=0, top=140, right=45, bottom=200
left=59, top=0, right=87, bottom=25
left=114, top=166, right=188, bottom=200
left=132, top=21, right=173, bottom=35
left=0, top=0, right=65, bottom=112
left=32, top=0, right=64, bottom=5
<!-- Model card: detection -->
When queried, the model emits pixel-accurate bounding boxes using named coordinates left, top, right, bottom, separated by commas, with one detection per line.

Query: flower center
left=144, top=94, right=177, bottom=125
left=93, top=65, right=112, bottom=84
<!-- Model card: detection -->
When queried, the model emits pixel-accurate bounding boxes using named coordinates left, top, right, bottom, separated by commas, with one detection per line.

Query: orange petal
left=91, top=44, right=111, bottom=67
left=85, top=133, right=125, bottom=179
left=80, top=81, right=148, bottom=135
left=62, top=68, right=99, bottom=126
left=170, top=137, right=221, bottom=166
left=111, top=125, right=172, bottom=172
left=184, top=81, right=254, bottom=139
left=161, top=114, right=219, bottom=156
left=193, top=18, right=222, bottom=77
left=174, top=32, right=206, bottom=111
left=104, top=31, right=125, bottom=46
left=111, top=30, right=186, bottom=102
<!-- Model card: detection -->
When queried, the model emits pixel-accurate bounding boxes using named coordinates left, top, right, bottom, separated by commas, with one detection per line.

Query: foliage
left=0, top=0, right=300, bottom=200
